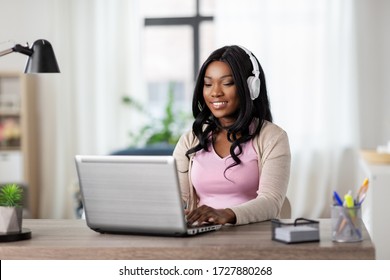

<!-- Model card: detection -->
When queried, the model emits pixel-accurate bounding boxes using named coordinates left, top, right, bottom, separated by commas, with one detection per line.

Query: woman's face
left=203, top=61, right=240, bottom=127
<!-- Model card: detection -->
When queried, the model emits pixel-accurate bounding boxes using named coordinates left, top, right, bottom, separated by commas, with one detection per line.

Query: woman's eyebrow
left=204, top=74, right=233, bottom=80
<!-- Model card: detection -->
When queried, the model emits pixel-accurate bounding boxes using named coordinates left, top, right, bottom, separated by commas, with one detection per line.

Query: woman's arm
left=173, top=131, right=195, bottom=205
left=230, top=123, right=291, bottom=225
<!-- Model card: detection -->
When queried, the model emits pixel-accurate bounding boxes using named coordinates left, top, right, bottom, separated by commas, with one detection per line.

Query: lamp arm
left=0, top=48, right=14, bottom=57
left=0, top=44, right=33, bottom=57
left=12, top=44, right=33, bottom=56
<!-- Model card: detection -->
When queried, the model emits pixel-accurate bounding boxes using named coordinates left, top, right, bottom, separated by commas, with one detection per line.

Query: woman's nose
left=211, top=85, right=223, bottom=97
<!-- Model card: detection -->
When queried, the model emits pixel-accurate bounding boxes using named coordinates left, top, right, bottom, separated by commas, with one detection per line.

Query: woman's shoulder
left=178, top=129, right=198, bottom=144
left=253, top=120, right=290, bottom=152
left=174, top=129, right=199, bottom=154
left=260, top=120, right=288, bottom=136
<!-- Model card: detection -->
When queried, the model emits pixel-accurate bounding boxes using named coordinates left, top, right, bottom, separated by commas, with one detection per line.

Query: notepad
left=274, top=225, right=319, bottom=243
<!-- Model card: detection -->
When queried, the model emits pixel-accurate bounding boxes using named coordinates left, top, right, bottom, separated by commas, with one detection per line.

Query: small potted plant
left=0, top=183, right=23, bottom=234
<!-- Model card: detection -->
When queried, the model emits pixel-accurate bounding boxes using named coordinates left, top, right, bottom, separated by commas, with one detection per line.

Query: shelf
left=0, top=72, right=38, bottom=218
left=0, top=112, right=21, bottom=117
left=0, top=146, right=21, bottom=151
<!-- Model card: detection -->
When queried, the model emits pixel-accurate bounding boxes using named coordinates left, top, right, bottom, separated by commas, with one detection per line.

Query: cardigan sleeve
left=172, top=131, right=195, bottom=204
left=230, top=122, right=291, bottom=225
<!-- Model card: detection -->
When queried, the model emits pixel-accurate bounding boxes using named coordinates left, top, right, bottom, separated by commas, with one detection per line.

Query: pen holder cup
left=331, top=205, right=363, bottom=242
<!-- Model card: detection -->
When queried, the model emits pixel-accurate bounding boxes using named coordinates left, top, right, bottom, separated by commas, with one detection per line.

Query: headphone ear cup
left=247, top=76, right=260, bottom=100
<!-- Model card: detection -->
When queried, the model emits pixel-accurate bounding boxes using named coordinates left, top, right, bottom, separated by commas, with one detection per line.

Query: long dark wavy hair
left=186, top=45, right=273, bottom=169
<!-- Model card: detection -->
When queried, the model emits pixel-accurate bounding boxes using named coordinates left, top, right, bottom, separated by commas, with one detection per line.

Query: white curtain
left=215, top=0, right=360, bottom=218
left=37, top=0, right=143, bottom=218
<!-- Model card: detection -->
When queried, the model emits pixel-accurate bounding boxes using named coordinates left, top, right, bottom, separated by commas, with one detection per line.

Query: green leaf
left=122, top=81, right=191, bottom=147
left=0, top=183, right=23, bottom=207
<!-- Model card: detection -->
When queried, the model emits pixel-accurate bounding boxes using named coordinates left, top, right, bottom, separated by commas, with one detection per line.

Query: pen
left=338, top=190, right=361, bottom=239
left=356, top=178, right=369, bottom=205
left=344, top=190, right=354, bottom=209
left=341, top=206, right=362, bottom=239
left=337, top=211, right=362, bottom=239
left=333, top=190, right=346, bottom=232
left=333, top=191, right=343, bottom=206
left=343, top=190, right=355, bottom=221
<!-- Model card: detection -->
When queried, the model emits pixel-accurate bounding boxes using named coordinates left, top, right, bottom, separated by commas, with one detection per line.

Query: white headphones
left=238, top=46, right=261, bottom=100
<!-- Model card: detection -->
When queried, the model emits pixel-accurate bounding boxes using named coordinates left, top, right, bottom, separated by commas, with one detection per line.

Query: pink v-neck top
left=191, top=139, right=259, bottom=209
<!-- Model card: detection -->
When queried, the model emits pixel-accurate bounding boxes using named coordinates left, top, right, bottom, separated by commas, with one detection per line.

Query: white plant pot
left=0, top=206, right=23, bottom=234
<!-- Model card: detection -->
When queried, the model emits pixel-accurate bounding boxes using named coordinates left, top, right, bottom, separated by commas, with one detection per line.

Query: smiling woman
left=203, top=61, right=240, bottom=127
left=173, top=45, right=291, bottom=226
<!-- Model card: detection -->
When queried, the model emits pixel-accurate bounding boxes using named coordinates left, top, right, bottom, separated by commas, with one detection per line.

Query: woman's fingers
left=186, top=205, right=233, bottom=225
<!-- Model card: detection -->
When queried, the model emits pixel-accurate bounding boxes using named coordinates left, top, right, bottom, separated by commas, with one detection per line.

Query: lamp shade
left=24, top=39, right=60, bottom=73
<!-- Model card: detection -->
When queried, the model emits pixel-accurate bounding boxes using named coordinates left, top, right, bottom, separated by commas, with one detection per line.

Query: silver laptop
left=75, top=155, right=221, bottom=236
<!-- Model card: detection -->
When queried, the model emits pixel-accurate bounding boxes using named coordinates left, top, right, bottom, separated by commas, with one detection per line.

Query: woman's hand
left=186, top=205, right=236, bottom=225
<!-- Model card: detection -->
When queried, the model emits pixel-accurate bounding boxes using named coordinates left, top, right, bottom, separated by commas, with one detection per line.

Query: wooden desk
left=0, top=219, right=375, bottom=260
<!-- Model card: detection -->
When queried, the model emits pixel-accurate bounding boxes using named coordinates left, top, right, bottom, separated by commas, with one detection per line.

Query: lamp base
left=0, top=228, right=31, bottom=242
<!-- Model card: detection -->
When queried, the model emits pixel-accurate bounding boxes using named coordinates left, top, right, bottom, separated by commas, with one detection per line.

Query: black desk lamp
left=0, top=39, right=60, bottom=73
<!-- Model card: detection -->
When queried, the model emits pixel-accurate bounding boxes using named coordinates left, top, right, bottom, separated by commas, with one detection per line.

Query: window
left=139, top=0, right=216, bottom=144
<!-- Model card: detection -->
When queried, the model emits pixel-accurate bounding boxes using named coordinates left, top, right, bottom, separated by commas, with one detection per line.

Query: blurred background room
left=0, top=0, right=389, bottom=225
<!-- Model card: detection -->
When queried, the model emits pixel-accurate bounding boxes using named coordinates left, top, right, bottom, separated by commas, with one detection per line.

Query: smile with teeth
left=211, top=101, right=228, bottom=109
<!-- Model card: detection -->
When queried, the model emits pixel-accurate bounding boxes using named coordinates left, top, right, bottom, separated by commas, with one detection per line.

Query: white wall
left=379, top=1, right=390, bottom=144
left=0, top=0, right=56, bottom=71
left=355, top=0, right=390, bottom=148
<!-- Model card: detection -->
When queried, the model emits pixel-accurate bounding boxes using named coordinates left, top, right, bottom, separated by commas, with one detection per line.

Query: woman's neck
left=215, top=117, right=236, bottom=130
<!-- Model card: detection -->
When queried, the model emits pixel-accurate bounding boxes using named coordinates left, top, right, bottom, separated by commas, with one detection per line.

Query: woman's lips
left=210, top=101, right=228, bottom=109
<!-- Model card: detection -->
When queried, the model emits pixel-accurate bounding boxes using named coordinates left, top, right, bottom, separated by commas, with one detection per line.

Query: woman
left=173, top=45, right=290, bottom=226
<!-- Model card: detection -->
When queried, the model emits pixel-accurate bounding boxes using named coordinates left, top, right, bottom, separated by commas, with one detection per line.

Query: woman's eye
left=204, top=83, right=212, bottom=87
left=224, top=82, right=234, bottom=86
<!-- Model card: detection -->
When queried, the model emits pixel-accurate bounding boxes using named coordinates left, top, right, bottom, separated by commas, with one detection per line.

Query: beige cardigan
left=173, top=120, right=291, bottom=225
